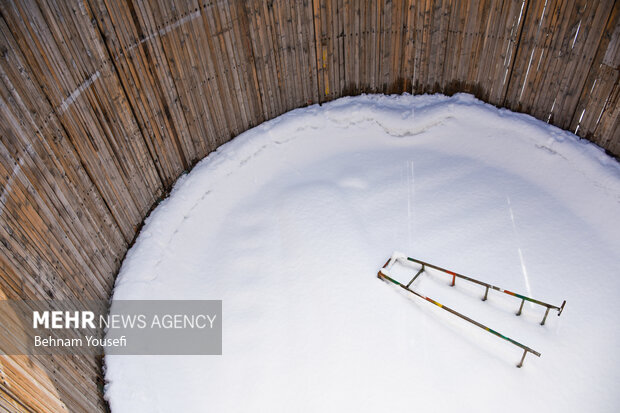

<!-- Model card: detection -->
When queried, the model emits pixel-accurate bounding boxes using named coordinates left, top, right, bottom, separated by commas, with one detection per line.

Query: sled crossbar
left=377, top=253, right=567, bottom=367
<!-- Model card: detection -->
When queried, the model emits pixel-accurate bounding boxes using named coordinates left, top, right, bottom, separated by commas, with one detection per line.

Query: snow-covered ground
left=104, top=94, right=620, bottom=412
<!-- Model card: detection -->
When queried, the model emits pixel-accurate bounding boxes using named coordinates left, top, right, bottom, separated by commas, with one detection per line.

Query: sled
left=378, top=252, right=566, bottom=367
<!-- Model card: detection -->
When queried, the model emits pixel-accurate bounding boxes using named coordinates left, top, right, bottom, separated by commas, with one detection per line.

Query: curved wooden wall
left=0, top=0, right=618, bottom=411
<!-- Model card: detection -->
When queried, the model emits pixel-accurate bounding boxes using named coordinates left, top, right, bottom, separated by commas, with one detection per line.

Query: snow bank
left=105, top=94, right=620, bottom=412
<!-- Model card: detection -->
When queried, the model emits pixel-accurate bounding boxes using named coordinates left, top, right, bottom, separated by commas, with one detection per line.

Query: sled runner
left=378, top=252, right=566, bottom=367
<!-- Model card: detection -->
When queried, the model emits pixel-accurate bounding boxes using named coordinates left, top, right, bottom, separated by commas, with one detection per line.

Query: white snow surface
left=105, top=94, right=620, bottom=412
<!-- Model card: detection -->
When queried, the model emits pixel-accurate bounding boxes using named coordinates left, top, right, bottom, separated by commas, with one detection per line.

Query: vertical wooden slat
left=570, top=1, right=619, bottom=150
left=0, top=1, right=619, bottom=411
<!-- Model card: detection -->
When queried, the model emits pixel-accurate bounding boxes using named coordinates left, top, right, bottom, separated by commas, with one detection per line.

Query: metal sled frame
left=378, top=252, right=566, bottom=367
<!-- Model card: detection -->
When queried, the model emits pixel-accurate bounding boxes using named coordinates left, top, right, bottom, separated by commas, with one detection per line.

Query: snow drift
left=105, top=94, right=620, bottom=412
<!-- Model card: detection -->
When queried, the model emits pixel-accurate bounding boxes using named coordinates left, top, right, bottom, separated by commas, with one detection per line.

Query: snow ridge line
left=323, top=97, right=455, bottom=137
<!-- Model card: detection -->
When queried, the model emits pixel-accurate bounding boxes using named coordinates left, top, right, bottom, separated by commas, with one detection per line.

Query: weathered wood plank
left=1, top=1, right=619, bottom=411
